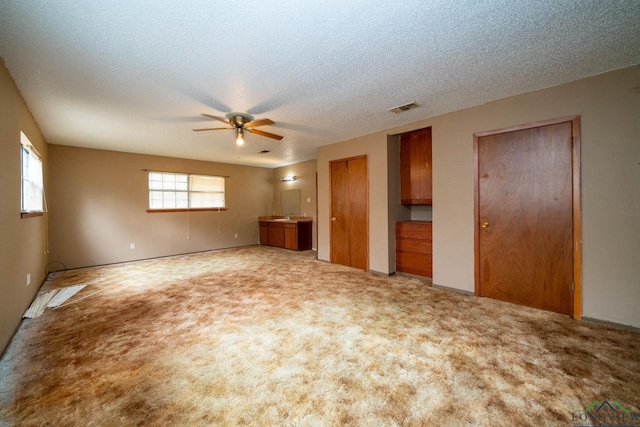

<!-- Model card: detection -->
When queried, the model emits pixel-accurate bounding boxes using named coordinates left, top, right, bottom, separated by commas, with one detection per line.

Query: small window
left=148, top=171, right=225, bottom=211
left=20, top=132, right=44, bottom=214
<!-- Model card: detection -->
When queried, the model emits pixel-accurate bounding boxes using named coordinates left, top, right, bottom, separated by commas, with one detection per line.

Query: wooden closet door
left=330, top=156, right=368, bottom=270
left=475, top=121, right=575, bottom=315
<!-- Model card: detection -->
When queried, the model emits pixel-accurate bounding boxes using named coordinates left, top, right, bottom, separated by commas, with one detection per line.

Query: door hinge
left=571, top=281, right=575, bottom=292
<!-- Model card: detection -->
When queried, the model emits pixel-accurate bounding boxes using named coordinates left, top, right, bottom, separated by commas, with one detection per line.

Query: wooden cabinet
left=396, top=221, right=432, bottom=278
left=284, top=224, right=297, bottom=249
left=400, top=127, right=432, bottom=204
left=267, top=222, right=286, bottom=248
left=259, top=223, right=268, bottom=247
left=259, top=219, right=312, bottom=251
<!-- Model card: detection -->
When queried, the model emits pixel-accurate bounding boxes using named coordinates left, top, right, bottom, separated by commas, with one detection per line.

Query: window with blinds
left=20, top=132, right=44, bottom=213
left=148, top=171, right=225, bottom=210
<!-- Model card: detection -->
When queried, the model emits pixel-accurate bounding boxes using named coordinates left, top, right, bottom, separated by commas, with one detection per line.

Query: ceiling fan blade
left=201, top=114, right=229, bottom=124
left=245, top=118, right=275, bottom=128
left=192, top=127, right=231, bottom=131
left=248, top=128, right=284, bottom=140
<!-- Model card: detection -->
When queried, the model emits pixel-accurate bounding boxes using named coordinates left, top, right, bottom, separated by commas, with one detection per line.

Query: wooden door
left=474, top=117, right=581, bottom=316
left=330, top=156, right=368, bottom=270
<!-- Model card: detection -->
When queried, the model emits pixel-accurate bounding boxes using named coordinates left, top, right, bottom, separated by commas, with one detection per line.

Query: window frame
left=146, top=171, right=227, bottom=213
left=20, top=132, right=45, bottom=218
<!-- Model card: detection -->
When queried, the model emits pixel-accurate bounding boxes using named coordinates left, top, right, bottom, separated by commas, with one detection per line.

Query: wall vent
left=388, top=102, right=419, bottom=114
left=258, top=150, right=270, bottom=154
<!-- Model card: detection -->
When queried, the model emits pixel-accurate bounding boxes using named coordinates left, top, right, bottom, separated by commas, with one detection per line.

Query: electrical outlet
left=26, top=273, right=31, bottom=286
left=130, top=243, right=135, bottom=249
left=307, top=198, right=311, bottom=203
left=234, top=234, right=238, bottom=238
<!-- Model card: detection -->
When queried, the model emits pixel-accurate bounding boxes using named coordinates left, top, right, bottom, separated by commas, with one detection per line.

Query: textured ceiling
left=1, top=1, right=639, bottom=168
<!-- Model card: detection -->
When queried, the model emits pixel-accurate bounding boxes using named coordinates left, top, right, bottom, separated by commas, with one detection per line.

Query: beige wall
left=318, top=65, right=640, bottom=328
left=272, top=159, right=318, bottom=249
left=0, top=60, right=49, bottom=352
left=48, top=145, right=273, bottom=268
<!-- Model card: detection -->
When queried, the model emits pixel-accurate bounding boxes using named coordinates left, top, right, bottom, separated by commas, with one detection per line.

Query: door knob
left=331, top=217, right=336, bottom=222
left=481, top=221, right=489, bottom=229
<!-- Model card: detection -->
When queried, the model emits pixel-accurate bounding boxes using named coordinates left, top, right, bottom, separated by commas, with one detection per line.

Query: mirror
left=281, top=189, right=301, bottom=216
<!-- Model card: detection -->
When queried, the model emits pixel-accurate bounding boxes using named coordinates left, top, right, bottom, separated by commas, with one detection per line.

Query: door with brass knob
left=330, top=156, right=368, bottom=270
left=474, top=119, right=578, bottom=316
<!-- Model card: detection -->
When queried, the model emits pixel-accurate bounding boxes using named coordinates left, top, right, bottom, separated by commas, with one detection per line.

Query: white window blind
left=148, top=171, right=225, bottom=209
left=20, top=132, right=44, bottom=213
left=189, top=175, right=225, bottom=208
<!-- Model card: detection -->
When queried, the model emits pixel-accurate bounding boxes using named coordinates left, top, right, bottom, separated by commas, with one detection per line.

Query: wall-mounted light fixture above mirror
left=281, top=175, right=297, bottom=182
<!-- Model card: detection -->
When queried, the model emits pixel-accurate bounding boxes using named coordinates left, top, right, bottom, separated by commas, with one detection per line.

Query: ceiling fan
left=193, top=112, right=283, bottom=145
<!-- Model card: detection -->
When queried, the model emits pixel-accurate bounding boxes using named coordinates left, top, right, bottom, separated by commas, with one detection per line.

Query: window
left=148, top=171, right=225, bottom=211
left=20, top=132, right=44, bottom=215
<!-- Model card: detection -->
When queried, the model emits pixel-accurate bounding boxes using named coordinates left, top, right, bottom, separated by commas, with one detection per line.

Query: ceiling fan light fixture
left=194, top=112, right=283, bottom=141
left=236, top=128, right=245, bottom=145
left=227, top=112, right=254, bottom=126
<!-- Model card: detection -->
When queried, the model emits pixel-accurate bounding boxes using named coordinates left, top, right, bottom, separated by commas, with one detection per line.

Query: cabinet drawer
left=396, top=252, right=432, bottom=277
left=284, top=223, right=296, bottom=229
left=397, top=252, right=431, bottom=269
left=396, top=222, right=432, bottom=240
left=397, top=265, right=433, bottom=278
left=396, top=239, right=432, bottom=255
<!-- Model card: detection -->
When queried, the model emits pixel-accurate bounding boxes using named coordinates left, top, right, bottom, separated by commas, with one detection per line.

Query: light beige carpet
left=1, top=246, right=638, bottom=426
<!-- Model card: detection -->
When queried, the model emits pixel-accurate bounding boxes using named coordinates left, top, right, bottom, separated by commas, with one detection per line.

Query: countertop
left=259, top=216, right=313, bottom=223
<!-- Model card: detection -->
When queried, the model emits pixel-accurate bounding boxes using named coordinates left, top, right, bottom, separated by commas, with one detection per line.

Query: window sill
left=21, top=211, right=45, bottom=218
left=146, top=208, right=228, bottom=213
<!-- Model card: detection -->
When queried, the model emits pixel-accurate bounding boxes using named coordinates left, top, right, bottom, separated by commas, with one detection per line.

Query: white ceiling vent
left=388, top=102, right=419, bottom=114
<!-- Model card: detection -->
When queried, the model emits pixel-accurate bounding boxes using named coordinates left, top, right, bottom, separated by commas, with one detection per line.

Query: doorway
left=330, top=156, right=368, bottom=270
left=474, top=116, right=581, bottom=317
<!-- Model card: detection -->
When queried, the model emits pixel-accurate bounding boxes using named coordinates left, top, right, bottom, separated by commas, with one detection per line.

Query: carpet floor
left=1, top=245, right=639, bottom=426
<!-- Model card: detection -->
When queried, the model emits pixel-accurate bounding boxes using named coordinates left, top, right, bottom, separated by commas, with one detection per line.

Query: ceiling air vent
left=388, top=102, right=419, bottom=114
